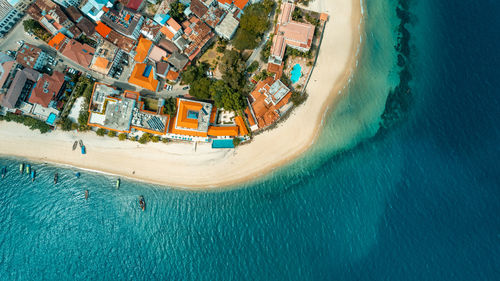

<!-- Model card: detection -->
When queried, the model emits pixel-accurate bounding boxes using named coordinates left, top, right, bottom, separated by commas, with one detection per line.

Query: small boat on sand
left=116, top=178, right=120, bottom=189
left=79, top=140, right=83, bottom=147
left=54, top=173, right=58, bottom=184
left=30, top=170, right=36, bottom=182
left=72, top=141, right=78, bottom=151
left=1, top=166, right=6, bottom=179
left=26, top=164, right=31, bottom=175
left=139, top=196, right=145, bottom=211
left=85, top=190, right=88, bottom=200
left=81, top=145, right=86, bottom=154
left=19, top=163, right=24, bottom=174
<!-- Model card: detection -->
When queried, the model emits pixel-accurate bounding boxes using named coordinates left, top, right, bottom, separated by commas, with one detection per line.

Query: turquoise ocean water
left=1, top=0, right=499, bottom=280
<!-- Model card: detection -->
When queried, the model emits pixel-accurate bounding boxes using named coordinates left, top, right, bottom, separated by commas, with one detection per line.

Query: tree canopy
left=169, top=1, right=186, bottom=23
left=219, top=50, right=246, bottom=90
left=232, top=0, right=275, bottom=50
left=210, top=80, right=245, bottom=111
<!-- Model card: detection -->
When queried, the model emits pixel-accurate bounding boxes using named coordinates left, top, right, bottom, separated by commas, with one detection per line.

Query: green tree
left=232, top=0, right=275, bottom=50
left=210, top=80, right=245, bottom=111
left=219, top=50, right=246, bottom=90
left=107, top=130, right=116, bottom=137
left=162, top=97, right=177, bottom=116
left=151, top=136, right=160, bottom=143
left=1, top=113, right=52, bottom=133
left=247, top=61, right=259, bottom=73
left=233, top=137, right=242, bottom=147
left=169, top=1, right=186, bottom=23
left=290, top=91, right=308, bottom=106
left=96, top=128, right=106, bottom=136
left=189, top=78, right=212, bottom=99
left=138, top=133, right=151, bottom=144
left=59, top=117, right=73, bottom=131
left=118, top=133, right=127, bottom=141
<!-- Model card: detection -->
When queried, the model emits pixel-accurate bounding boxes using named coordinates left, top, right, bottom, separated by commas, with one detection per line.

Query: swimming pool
left=212, top=139, right=235, bottom=149
left=290, top=64, right=302, bottom=83
left=46, top=113, right=57, bottom=125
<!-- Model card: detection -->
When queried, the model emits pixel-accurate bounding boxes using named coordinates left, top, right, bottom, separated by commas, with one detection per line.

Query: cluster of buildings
left=19, top=0, right=260, bottom=93
left=0, top=50, right=67, bottom=124
left=0, top=0, right=327, bottom=146
left=0, top=0, right=33, bottom=38
left=267, top=1, right=316, bottom=76
left=87, top=82, right=249, bottom=146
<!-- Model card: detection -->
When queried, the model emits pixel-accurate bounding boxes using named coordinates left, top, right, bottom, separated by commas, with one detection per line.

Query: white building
left=215, top=13, right=239, bottom=40
left=0, top=0, right=23, bottom=38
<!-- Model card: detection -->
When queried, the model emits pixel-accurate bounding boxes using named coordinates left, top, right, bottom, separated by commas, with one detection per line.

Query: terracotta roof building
left=140, top=18, right=162, bottom=42
left=90, top=40, right=118, bottom=75
left=190, top=0, right=208, bottom=19
left=201, top=6, right=225, bottom=28
left=155, top=61, right=170, bottom=79
left=28, top=0, right=80, bottom=38
left=182, top=17, right=214, bottom=61
left=128, top=63, right=159, bottom=92
left=105, top=29, right=137, bottom=52
left=165, top=70, right=179, bottom=81
left=158, top=38, right=179, bottom=53
left=65, top=6, right=83, bottom=23
left=269, top=1, right=315, bottom=65
left=29, top=71, right=64, bottom=107
left=170, top=98, right=212, bottom=137
left=76, top=18, right=97, bottom=37
left=16, top=43, right=49, bottom=71
left=48, top=32, right=69, bottom=50
left=134, top=36, right=153, bottom=62
left=247, top=77, right=292, bottom=129
left=60, top=39, right=95, bottom=68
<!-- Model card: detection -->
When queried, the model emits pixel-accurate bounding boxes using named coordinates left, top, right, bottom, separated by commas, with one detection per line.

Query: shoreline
left=0, top=0, right=364, bottom=190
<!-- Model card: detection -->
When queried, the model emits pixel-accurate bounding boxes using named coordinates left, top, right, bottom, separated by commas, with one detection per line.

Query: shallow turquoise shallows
left=1, top=0, right=499, bottom=280
left=290, top=63, right=302, bottom=83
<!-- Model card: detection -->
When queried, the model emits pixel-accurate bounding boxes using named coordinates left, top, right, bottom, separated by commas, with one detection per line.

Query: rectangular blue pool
left=46, top=113, right=57, bottom=125
left=212, top=139, right=235, bottom=149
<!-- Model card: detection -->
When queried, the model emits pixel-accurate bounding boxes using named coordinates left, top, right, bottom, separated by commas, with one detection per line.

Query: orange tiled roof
left=169, top=116, right=208, bottom=137
left=167, top=18, right=181, bottom=31
left=207, top=126, right=238, bottom=137
left=160, top=26, right=175, bottom=39
left=134, top=37, right=153, bottom=62
left=165, top=70, right=179, bottom=81
left=234, top=0, right=249, bottom=10
left=234, top=116, right=249, bottom=136
left=95, top=21, right=112, bottom=38
left=244, top=107, right=256, bottom=127
left=93, top=57, right=109, bottom=70
left=249, top=77, right=292, bottom=129
left=209, top=106, right=217, bottom=123
left=48, top=33, right=67, bottom=50
left=128, top=63, right=159, bottom=91
left=61, top=40, right=95, bottom=67
left=176, top=99, right=203, bottom=129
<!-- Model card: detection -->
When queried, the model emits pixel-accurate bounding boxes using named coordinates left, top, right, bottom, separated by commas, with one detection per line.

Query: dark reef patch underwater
left=1, top=0, right=499, bottom=280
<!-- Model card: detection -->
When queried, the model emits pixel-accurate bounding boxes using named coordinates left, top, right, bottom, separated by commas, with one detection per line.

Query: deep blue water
left=1, top=0, right=499, bottom=280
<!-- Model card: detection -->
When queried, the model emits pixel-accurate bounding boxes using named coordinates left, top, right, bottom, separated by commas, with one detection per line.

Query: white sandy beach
left=0, top=0, right=363, bottom=189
